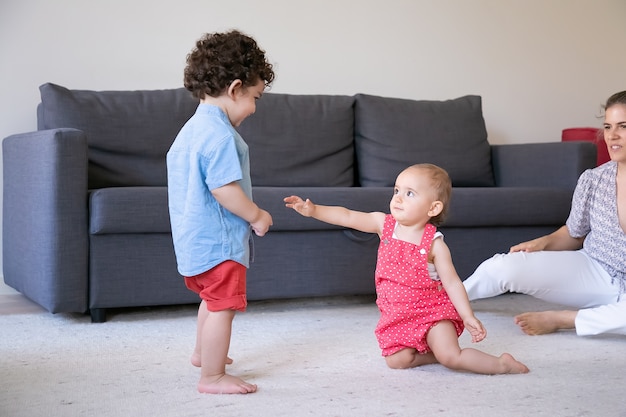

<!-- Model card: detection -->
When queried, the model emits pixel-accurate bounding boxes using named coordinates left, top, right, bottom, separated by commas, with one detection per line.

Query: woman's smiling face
left=604, top=103, right=626, bottom=163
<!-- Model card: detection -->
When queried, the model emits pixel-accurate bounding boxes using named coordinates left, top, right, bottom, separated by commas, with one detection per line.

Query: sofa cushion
left=354, top=94, right=494, bottom=187
left=253, top=186, right=572, bottom=231
left=236, top=93, right=356, bottom=187
left=38, top=83, right=198, bottom=189
left=89, top=187, right=171, bottom=234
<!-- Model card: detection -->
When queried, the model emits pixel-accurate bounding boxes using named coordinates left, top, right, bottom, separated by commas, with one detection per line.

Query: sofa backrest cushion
left=236, top=93, right=356, bottom=187
left=38, top=83, right=198, bottom=188
left=354, top=94, right=494, bottom=187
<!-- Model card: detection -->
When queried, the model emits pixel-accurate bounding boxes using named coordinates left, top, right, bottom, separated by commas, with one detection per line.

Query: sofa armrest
left=491, top=141, right=597, bottom=189
left=3, top=128, right=89, bottom=313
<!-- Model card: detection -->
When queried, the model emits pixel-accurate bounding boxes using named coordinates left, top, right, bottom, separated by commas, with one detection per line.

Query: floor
left=0, top=280, right=46, bottom=315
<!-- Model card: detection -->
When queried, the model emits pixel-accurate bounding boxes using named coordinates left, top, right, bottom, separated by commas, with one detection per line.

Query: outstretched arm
left=284, top=195, right=385, bottom=235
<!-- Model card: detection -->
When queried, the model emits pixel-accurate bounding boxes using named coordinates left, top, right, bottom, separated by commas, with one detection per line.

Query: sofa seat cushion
left=88, top=186, right=572, bottom=235
left=38, top=83, right=198, bottom=189
left=89, top=187, right=171, bottom=234
left=255, top=186, right=572, bottom=231
left=237, top=93, right=356, bottom=187
left=354, top=94, right=494, bottom=187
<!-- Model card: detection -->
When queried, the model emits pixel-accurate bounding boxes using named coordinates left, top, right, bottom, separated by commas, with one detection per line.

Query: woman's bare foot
left=198, top=373, right=257, bottom=394
left=191, top=353, right=233, bottom=368
left=499, top=353, right=530, bottom=374
left=514, top=310, right=576, bottom=335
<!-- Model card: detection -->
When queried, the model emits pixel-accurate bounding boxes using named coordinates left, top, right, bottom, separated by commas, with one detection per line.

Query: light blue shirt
left=167, top=104, right=252, bottom=276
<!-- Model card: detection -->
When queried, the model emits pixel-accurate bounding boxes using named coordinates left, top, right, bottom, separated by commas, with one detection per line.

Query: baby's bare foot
left=190, top=353, right=233, bottom=368
left=499, top=353, right=529, bottom=374
left=198, top=373, right=257, bottom=394
left=514, top=311, right=575, bottom=335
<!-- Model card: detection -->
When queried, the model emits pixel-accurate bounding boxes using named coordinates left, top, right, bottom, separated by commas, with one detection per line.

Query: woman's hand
left=509, top=235, right=549, bottom=253
left=509, top=225, right=584, bottom=253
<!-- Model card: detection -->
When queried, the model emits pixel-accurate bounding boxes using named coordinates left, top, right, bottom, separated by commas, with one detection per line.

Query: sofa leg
left=90, top=308, right=107, bottom=323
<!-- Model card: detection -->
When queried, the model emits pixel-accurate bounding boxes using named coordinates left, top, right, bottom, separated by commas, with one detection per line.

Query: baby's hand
left=284, top=196, right=316, bottom=217
left=464, top=316, right=487, bottom=343
left=250, top=209, right=272, bottom=237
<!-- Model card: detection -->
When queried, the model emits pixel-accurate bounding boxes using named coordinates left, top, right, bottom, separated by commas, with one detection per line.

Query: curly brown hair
left=183, top=30, right=275, bottom=100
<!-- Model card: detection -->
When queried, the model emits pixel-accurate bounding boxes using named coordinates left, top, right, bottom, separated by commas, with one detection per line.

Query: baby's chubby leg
left=384, top=348, right=438, bottom=369
left=428, top=321, right=529, bottom=374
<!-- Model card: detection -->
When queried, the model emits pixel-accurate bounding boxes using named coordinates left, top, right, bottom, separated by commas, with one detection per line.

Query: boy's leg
left=191, top=300, right=209, bottom=367
left=191, top=301, right=234, bottom=367
left=198, top=308, right=257, bottom=394
left=187, top=261, right=246, bottom=369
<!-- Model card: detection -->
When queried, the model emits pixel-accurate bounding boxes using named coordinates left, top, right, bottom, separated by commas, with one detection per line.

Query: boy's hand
left=250, top=209, right=272, bottom=237
left=284, top=196, right=315, bottom=217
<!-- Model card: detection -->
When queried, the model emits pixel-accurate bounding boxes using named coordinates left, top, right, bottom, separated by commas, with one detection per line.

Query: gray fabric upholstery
left=247, top=230, right=377, bottom=300
left=90, top=187, right=170, bottom=234
left=255, top=186, right=574, bottom=230
left=3, top=128, right=89, bottom=313
left=492, top=142, right=596, bottom=188
left=2, top=83, right=598, bottom=321
left=237, top=93, right=356, bottom=187
left=354, top=94, right=494, bottom=187
left=89, top=233, right=194, bottom=309
left=446, top=188, right=572, bottom=226
left=38, top=83, right=198, bottom=189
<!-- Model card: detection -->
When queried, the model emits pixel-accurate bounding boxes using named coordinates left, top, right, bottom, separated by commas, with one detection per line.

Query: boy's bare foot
left=499, top=353, right=529, bottom=374
left=514, top=310, right=576, bottom=335
left=191, top=353, right=233, bottom=367
left=198, top=373, right=257, bottom=394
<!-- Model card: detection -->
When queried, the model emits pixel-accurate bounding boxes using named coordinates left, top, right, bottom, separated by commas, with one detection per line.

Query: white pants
left=463, top=250, right=626, bottom=336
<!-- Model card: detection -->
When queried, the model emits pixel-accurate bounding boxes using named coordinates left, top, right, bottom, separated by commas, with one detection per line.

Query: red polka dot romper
left=374, top=215, right=464, bottom=356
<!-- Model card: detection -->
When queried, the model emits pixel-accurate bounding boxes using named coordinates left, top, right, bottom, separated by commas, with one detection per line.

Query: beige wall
left=0, top=0, right=625, bottom=270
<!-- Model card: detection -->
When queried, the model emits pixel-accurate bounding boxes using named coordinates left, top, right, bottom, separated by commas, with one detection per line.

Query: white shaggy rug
left=1, top=294, right=625, bottom=417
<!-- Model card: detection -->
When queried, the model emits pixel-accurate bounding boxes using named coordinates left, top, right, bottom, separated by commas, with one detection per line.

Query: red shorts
left=184, top=261, right=247, bottom=312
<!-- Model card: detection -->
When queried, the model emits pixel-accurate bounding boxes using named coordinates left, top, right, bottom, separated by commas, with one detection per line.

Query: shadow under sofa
left=2, top=83, right=597, bottom=322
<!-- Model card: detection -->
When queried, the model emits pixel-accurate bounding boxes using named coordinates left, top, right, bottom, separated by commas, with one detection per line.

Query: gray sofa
left=2, top=83, right=596, bottom=322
